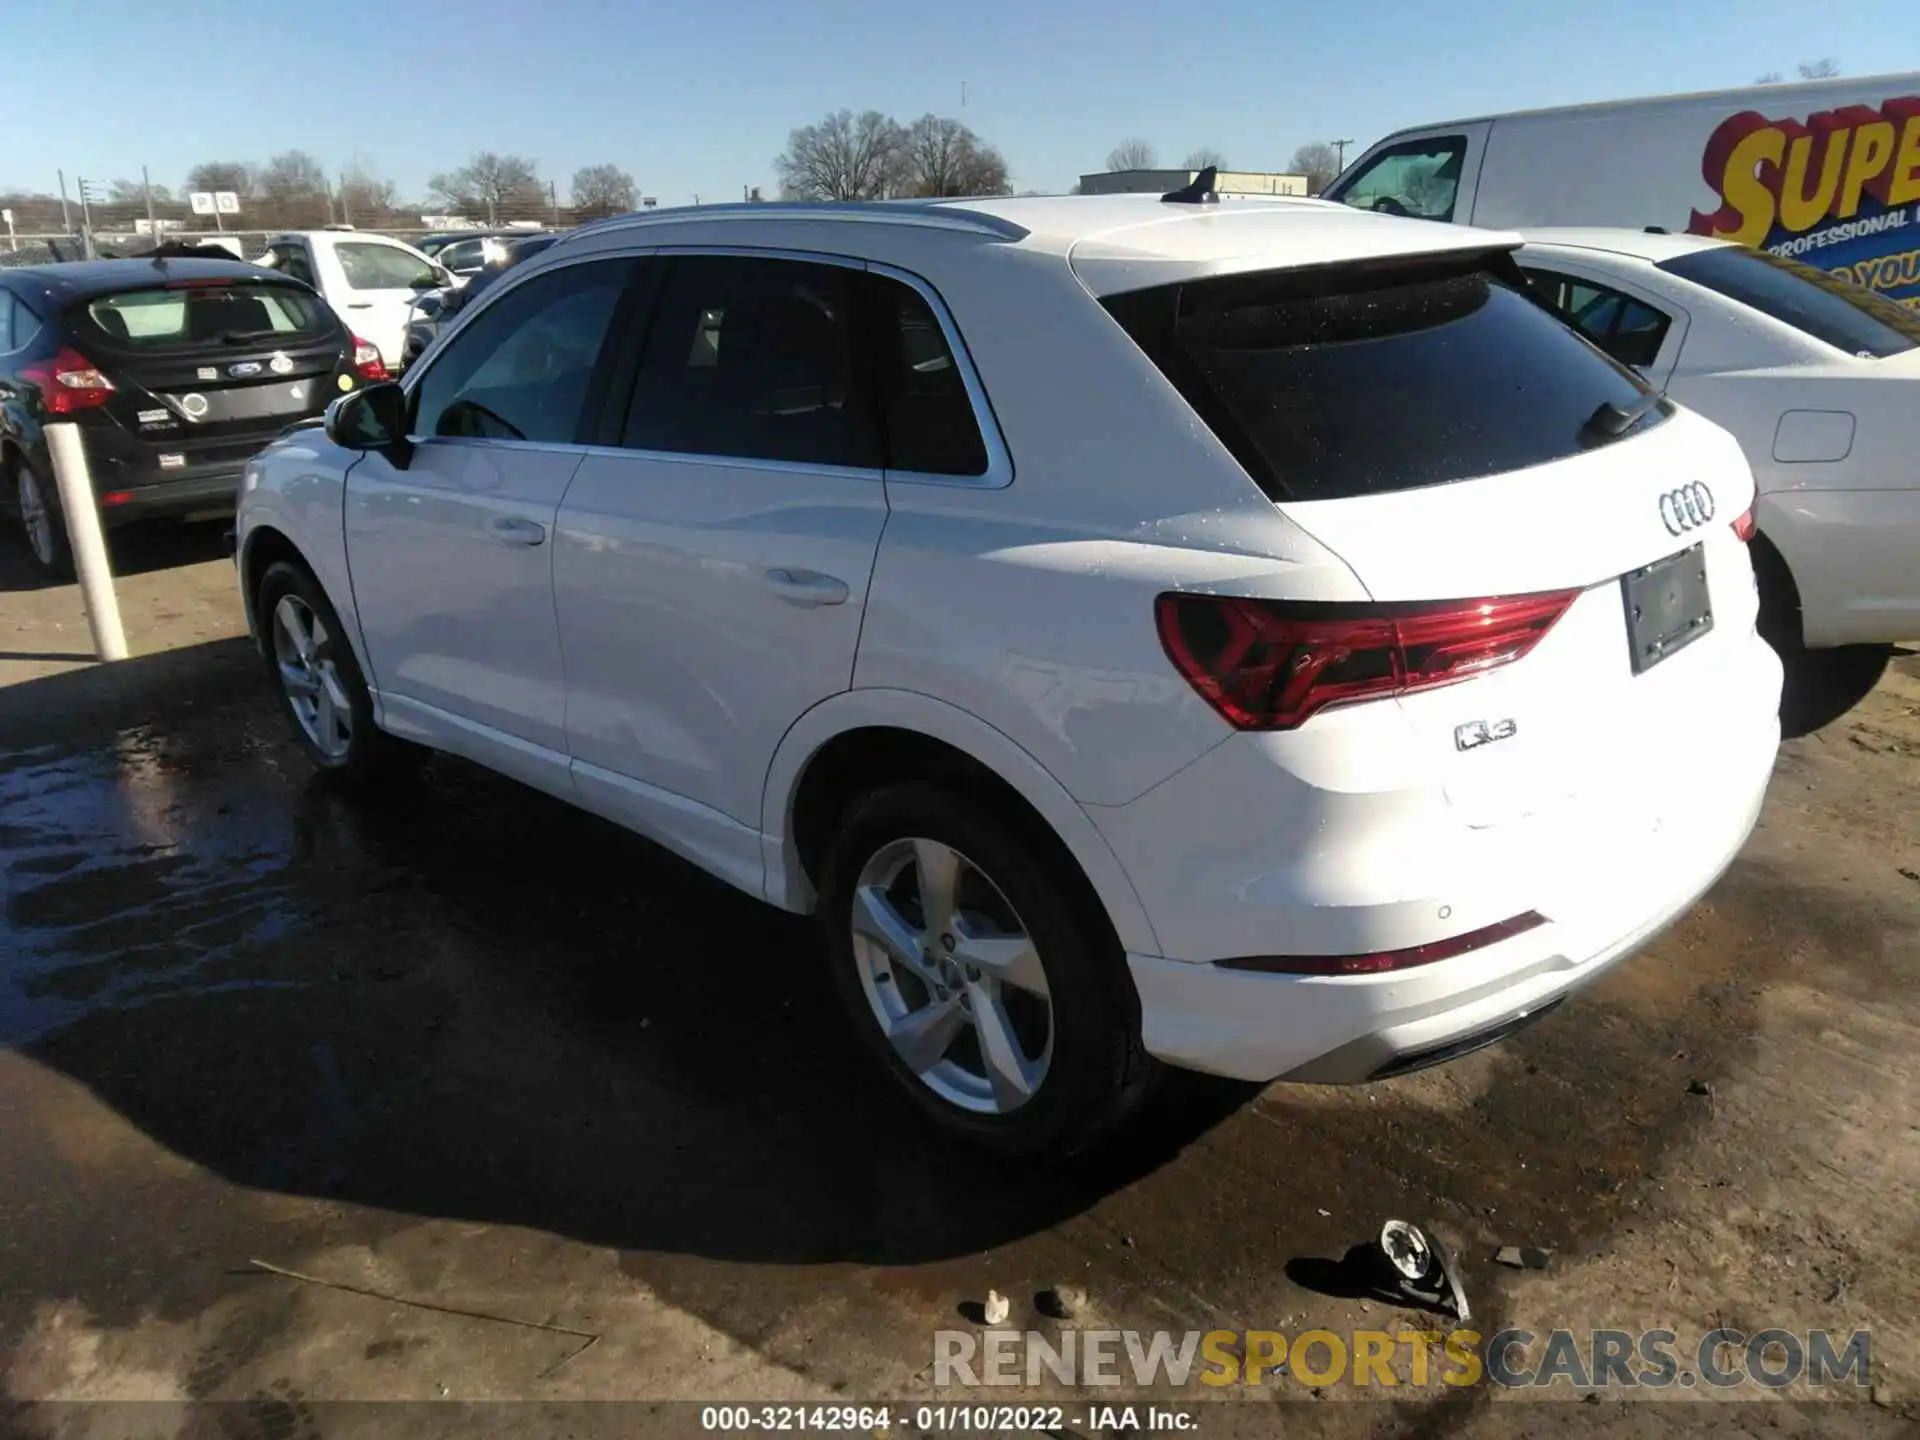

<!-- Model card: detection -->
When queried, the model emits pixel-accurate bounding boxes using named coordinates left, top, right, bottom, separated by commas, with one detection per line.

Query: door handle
left=763, top=568, right=850, bottom=606
left=489, top=515, right=547, bottom=546
left=346, top=302, right=374, bottom=309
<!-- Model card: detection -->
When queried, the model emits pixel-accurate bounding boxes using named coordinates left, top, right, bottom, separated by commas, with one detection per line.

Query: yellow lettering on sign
left=1837, top=121, right=1897, bottom=217
left=1712, top=127, right=1786, bottom=246
left=1779, top=129, right=1848, bottom=232
left=1290, top=1331, right=1348, bottom=1388
left=1354, top=1331, right=1399, bottom=1387
left=1888, top=115, right=1920, bottom=207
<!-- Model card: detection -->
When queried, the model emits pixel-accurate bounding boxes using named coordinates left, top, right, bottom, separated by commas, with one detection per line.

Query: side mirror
left=325, top=381, right=408, bottom=451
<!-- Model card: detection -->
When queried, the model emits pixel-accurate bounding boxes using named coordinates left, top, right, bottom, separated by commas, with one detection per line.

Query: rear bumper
left=1102, top=630, right=1783, bottom=1084
left=97, top=472, right=241, bottom=522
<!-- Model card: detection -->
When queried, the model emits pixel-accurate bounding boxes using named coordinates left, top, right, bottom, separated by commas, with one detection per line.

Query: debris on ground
left=982, top=1290, right=1010, bottom=1326
left=1687, top=1079, right=1714, bottom=1097
left=1494, top=1246, right=1554, bottom=1271
left=1379, top=1219, right=1471, bottom=1321
left=1036, top=1285, right=1086, bottom=1320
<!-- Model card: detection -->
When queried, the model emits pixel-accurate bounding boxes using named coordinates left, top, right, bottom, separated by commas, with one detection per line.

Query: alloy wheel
left=850, top=837, right=1054, bottom=1114
left=271, top=593, right=353, bottom=761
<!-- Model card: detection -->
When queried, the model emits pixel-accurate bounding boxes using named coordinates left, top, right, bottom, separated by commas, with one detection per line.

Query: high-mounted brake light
left=19, top=348, right=115, bottom=414
left=1218, top=911, right=1548, bottom=975
left=1155, top=589, right=1578, bottom=731
left=350, top=336, right=387, bottom=381
left=1730, top=506, right=1756, bottom=542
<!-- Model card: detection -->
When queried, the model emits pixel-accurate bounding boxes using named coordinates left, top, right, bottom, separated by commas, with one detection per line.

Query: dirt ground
left=2, top=524, right=1918, bottom=1440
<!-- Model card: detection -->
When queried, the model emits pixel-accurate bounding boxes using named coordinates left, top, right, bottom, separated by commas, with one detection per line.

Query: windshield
left=70, top=282, right=335, bottom=350
left=1658, top=247, right=1920, bottom=358
left=1103, top=252, right=1657, bottom=503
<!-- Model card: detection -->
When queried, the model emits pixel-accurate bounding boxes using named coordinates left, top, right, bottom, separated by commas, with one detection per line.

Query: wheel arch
left=762, top=690, right=1162, bottom=957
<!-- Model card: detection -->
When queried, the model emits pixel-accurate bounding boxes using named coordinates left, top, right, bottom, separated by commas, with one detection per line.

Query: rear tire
left=15, top=458, right=73, bottom=579
left=256, top=559, right=422, bottom=786
left=819, top=781, right=1154, bottom=1155
left=1752, top=535, right=1890, bottom=735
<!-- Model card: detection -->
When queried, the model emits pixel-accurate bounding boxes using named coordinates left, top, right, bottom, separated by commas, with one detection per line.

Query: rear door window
left=620, top=255, right=880, bottom=470
left=1524, top=268, right=1674, bottom=370
left=336, top=242, right=439, bottom=291
left=69, top=282, right=335, bottom=350
left=266, top=243, right=317, bottom=287
left=1327, top=137, right=1466, bottom=221
left=866, top=274, right=988, bottom=477
left=1102, top=251, right=1659, bottom=502
left=1657, top=246, right=1919, bottom=357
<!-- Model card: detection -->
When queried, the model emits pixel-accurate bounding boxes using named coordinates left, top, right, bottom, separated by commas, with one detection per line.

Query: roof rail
left=562, top=199, right=1030, bottom=245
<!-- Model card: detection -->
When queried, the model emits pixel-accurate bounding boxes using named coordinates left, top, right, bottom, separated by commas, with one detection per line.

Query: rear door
left=66, top=278, right=347, bottom=465
left=327, top=239, right=441, bottom=368
left=553, top=251, right=891, bottom=874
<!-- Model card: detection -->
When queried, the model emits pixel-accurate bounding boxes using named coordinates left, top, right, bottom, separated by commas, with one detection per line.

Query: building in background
left=1077, top=169, right=1310, bottom=198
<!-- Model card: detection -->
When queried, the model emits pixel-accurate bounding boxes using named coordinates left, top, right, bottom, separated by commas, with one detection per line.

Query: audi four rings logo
left=1659, top=482, right=1715, bottom=536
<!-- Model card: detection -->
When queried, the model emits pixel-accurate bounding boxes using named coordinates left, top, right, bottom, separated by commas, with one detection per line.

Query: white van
left=1325, top=72, right=1920, bottom=310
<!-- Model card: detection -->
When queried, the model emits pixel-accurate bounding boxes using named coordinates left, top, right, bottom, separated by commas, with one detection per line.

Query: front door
left=330, top=240, right=443, bottom=368
left=345, top=256, right=635, bottom=795
left=553, top=252, right=897, bottom=887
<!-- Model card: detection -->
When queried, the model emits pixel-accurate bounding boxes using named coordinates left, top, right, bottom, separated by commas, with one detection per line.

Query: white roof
left=572, top=195, right=1525, bottom=295
left=1514, top=226, right=1736, bottom=263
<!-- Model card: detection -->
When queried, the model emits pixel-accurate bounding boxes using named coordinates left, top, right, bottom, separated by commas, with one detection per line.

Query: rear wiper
left=217, top=328, right=285, bottom=345
left=1581, top=390, right=1666, bottom=441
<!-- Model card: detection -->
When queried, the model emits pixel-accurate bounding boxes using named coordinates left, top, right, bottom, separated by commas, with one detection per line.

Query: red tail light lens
left=1218, top=911, right=1548, bottom=975
left=1730, top=506, right=1756, bottom=542
left=1156, top=589, right=1578, bottom=730
left=20, top=347, right=115, bottom=414
left=351, top=337, right=387, bottom=381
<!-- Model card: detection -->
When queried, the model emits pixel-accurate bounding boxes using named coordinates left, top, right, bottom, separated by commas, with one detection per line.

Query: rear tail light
left=100, top=491, right=135, bottom=506
left=351, top=336, right=387, bottom=381
left=1155, top=589, right=1578, bottom=730
left=1218, top=911, right=1548, bottom=975
left=1730, top=506, right=1756, bottom=542
left=19, top=347, right=115, bottom=414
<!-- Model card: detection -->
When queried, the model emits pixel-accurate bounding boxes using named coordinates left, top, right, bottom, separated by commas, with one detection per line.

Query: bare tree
left=1288, top=142, right=1342, bottom=194
left=184, top=161, right=255, bottom=198
left=898, top=115, right=1012, bottom=197
left=571, top=163, right=637, bottom=218
left=1184, top=148, right=1226, bottom=170
left=1107, top=138, right=1156, bottom=171
left=774, top=109, right=903, bottom=201
left=258, top=150, right=328, bottom=201
left=1797, top=58, right=1840, bottom=79
left=107, top=177, right=172, bottom=205
left=1754, top=72, right=1783, bottom=84
left=338, top=162, right=397, bottom=219
left=429, top=152, right=543, bottom=223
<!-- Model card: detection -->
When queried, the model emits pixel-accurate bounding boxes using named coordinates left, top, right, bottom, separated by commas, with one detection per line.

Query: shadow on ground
left=0, top=518, right=230, bottom=595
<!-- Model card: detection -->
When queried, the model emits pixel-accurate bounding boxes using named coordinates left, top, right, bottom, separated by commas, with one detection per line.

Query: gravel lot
left=2, top=526, right=1917, bottom=1439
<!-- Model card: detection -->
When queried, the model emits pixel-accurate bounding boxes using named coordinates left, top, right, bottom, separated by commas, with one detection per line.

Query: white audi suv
left=236, top=192, right=1782, bottom=1151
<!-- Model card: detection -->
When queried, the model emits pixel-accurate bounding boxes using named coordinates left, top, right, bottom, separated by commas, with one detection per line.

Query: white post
left=43, top=423, right=128, bottom=662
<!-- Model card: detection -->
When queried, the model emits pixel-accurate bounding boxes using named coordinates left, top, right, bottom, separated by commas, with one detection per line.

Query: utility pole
left=961, top=79, right=967, bottom=110
left=549, top=180, right=560, bottom=226
left=57, top=170, right=74, bottom=237
left=76, top=177, right=99, bottom=259
left=142, top=165, right=156, bottom=232
left=1333, top=138, right=1355, bottom=172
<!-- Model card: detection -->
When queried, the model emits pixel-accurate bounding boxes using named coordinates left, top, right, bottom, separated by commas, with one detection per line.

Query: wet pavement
left=3, top=529, right=1920, bottom=1437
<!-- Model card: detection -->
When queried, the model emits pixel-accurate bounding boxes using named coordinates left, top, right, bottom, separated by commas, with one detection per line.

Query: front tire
left=257, top=559, right=420, bottom=784
left=819, top=782, right=1153, bottom=1154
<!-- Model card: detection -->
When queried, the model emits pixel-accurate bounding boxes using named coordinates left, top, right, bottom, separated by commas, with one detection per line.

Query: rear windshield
left=1657, top=247, right=1919, bottom=358
left=1102, top=252, right=1658, bottom=503
left=71, top=282, right=336, bottom=351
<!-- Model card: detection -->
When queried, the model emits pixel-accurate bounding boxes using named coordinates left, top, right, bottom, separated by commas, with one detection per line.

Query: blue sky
left=7, top=0, right=1914, bottom=208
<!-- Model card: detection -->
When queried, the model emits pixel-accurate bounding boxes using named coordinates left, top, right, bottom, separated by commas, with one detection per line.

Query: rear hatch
left=1109, top=247, right=1768, bottom=846
left=65, top=277, right=349, bottom=469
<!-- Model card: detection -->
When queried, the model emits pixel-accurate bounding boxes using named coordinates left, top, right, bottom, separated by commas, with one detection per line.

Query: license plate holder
left=1622, top=544, right=1712, bottom=674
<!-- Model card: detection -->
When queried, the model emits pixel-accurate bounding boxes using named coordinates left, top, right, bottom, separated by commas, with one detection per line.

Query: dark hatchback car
left=0, top=257, right=385, bottom=574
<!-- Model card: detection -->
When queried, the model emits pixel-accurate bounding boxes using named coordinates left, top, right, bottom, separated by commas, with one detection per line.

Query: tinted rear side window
left=1102, top=253, right=1656, bottom=502
left=69, top=282, right=335, bottom=351
left=1657, top=246, right=1919, bottom=358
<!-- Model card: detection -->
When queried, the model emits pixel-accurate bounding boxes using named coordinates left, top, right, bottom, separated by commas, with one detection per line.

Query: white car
left=235, top=195, right=1781, bottom=1151
left=1514, top=228, right=1920, bottom=707
left=254, top=229, right=453, bottom=370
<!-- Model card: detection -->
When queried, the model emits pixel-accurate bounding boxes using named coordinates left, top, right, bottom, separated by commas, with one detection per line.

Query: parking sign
left=190, top=191, right=216, bottom=215
left=215, top=192, right=240, bottom=215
